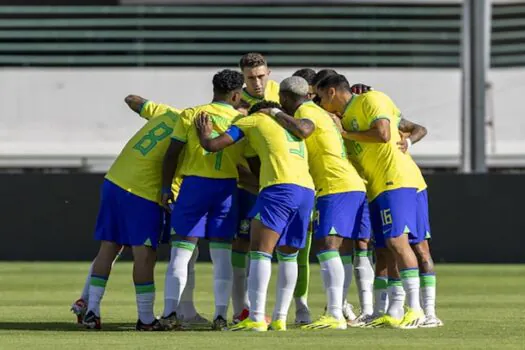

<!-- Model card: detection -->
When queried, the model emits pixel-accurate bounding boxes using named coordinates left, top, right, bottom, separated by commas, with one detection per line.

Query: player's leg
left=373, top=247, right=389, bottom=316
left=231, top=236, right=250, bottom=323
left=294, top=220, right=312, bottom=325
left=339, top=239, right=356, bottom=322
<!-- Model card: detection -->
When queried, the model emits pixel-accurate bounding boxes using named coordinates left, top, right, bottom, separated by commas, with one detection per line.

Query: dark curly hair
left=293, top=68, right=317, bottom=85
left=212, top=69, right=244, bottom=95
left=239, top=52, right=267, bottom=69
left=249, top=100, right=282, bottom=115
left=312, top=68, right=338, bottom=87
left=316, top=74, right=351, bottom=93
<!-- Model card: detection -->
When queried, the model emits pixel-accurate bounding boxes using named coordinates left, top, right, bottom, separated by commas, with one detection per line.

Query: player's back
left=235, top=112, right=314, bottom=191
left=241, top=80, right=280, bottom=108
left=295, top=101, right=365, bottom=196
left=173, top=102, right=244, bottom=180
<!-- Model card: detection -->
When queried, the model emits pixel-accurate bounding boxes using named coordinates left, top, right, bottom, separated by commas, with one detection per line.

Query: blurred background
left=0, top=0, right=523, bottom=262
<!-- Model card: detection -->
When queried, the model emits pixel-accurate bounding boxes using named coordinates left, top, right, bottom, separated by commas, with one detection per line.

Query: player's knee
left=338, top=239, right=353, bottom=255
left=386, top=235, right=411, bottom=255
left=277, top=245, right=299, bottom=255
left=355, top=239, right=369, bottom=251
left=413, top=243, right=434, bottom=273
left=375, top=248, right=389, bottom=275
left=316, top=236, right=342, bottom=252
left=232, top=237, right=250, bottom=252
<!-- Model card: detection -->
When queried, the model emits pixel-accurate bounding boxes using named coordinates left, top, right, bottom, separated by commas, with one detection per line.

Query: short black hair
left=239, top=52, right=267, bottom=69
left=212, top=69, right=244, bottom=95
left=292, top=68, right=317, bottom=85
left=312, top=69, right=338, bottom=87
left=316, top=74, right=351, bottom=93
left=249, top=100, right=282, bottom=115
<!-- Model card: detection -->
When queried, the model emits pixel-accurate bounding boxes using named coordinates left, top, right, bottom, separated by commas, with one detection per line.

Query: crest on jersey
left=350, top=119, right=359, bottom=131
left=240, top=220, right=250, bottom=234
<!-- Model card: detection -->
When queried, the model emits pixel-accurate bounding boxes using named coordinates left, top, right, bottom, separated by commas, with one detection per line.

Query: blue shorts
left=313, top=191, right=369, bottom=240
left=369, top=188, right=418, bottom=249
left=94, top=179, right=163, bottom=249
left=410, top=189, right=432, bottom=245
left=249, top=184, right=315, bottom=249
left=357, top=200, right=372, bottom=241
left=236, top=188, right=257, bottom=239
left=171, top=176, right=238, bottom=241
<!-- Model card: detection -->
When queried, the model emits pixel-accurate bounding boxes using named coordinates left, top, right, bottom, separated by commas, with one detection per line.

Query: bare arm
left=194, top=112, right=237, bottom=152
left=259, top=108, right=315, bottom=140
left=398, top=117, right=427, bottom=145
left=124, top=94, right=147, bottom=114
left=161, top=139, right=184, bottom=210
left=339, top=118, right=391, bottom=143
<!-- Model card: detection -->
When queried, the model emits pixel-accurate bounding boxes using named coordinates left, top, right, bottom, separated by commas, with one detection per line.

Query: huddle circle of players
left=71, top=53, right=443, bottom=331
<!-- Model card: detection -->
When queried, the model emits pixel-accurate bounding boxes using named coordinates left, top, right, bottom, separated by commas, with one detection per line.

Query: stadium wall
left=1, top=173, right=523, bottom=263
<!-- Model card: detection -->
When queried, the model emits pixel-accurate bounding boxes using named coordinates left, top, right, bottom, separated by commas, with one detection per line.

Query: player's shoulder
left=267, top=80, right=280, bottom=92
left=360, top=90, right=393, bottom=105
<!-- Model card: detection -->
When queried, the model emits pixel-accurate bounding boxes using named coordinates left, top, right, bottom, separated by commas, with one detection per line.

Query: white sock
left=400, top=268, right=421, bottom=311
left=373, top=276, right=389, bottom=315
left=318, top=250, right=345, bottom=320
left=420, top=273, right=436, bottom=317
left=386, top=279, right=405, bottom=320
left=272, top=251, right=298, bottom=321
left=162, top=241, right=195, bottom=318
left=135, top=283, right=155, bottom=324
left=80, top=261, right=94, bottom=301
left=341, top=254, right=353, bottom=302
left=87, top=275, right=108, bottom=316
left=354, top=251, right=375, bottom=315
left=177, top=247, right=199, bottom=319
left=210, top=242, right=233, bottom=320
left=248, top=251, right=272, bottom=322
left=231, top=250, right=248, bottom=316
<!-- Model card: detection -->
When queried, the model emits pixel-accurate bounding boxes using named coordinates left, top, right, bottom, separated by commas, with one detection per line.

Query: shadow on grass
left=0, top=322, right=220, bottom=332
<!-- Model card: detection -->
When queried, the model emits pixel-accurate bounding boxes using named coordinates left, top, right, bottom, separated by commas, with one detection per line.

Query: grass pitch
left=0, top=262, right=523, bottom=349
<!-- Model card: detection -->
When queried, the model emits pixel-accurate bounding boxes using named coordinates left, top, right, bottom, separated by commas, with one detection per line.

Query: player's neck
left=243, top=87, right=265, bottom=100
left=211, top=98, right=233, bottom=108
left=341, top=92, right=355, bottom=115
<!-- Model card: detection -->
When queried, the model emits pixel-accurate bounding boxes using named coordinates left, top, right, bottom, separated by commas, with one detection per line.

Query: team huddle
left=70, top=53, right=443, bottom=331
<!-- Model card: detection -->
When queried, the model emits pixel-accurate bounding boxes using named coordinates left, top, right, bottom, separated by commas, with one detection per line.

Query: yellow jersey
left=229, top=113, right=314, bottom=191
left=295, top=101, right=366, bottom=197
left=105, top=101, right=183, bottom=203
left=172, top=102, right=244, bottom=179
left=241, top=80, right=280, bottom=108
left=341, top=91, right=425, bottom=201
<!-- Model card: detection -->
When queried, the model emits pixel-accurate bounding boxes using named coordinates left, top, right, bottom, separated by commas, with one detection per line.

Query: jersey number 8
left=133, top=122, right=173, bottom=156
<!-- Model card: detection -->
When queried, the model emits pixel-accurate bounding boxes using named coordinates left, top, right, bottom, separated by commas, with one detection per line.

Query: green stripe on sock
left=135, top=283, right=155, bottom=294
left=250, top=251, right=272, bottom=260
left=420, top=274, right=436, bottom=287
left=341, top=255, right=353, bottom=264
left=388, top=279, right=403, bottom=287
left=90, top=276, right=108, bottom=288
left=400, top=268, right=420, bottom=279
left=172, top=240, right=196, bottom=251
left=366, top=250, right=374, bottom=257
left=317, top=250, right=340, bottom=262
left=209, top=242, right=232, bottom=250
left=232, top=251, right=247, bottom=268
left=355, top=250, right=369, bottom=257
left=374, top=277, right=388, bottom=289
left=277, top=251, right=298, bottom=262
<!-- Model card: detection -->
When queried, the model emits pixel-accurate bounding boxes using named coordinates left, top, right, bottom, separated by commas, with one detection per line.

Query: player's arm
left=259, top=108, right=315, bottom=139
left=124, top=94, right=147, bottom=115
left=194, top=112, right=239, bottom=152
left=397, top=117, right=428, bottom=152
left=161, top=139, right=184, bottom=211
left=332, top=114, right=390, bottom=143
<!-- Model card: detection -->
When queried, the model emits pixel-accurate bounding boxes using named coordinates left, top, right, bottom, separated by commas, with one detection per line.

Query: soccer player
left=82, top=97, right=186, bottom=331
left=265, top=76, right=368, bottom=330
left=317, top=74, right=426, bottom=329
left=160, top=69, right=245, bottom=331
left=194, top=100, right=315, bottom=331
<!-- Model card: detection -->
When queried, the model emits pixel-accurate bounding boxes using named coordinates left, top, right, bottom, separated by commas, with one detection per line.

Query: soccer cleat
left=268, top=319, right=287, bottom=331
left=301, top=316, right=347, bottom=330
left=82, top=310, right=101, bottom=330
left=180, top=313, right=211, bottom=328
left=342, top=300, right=357, bottom=322
left=295, top=306, right=312, bottom=325
left=211, top=315, right=228, bottom=331
left=419, top=315, right=444, bottom=328
left=159, top=312, right=180, bottom=330
left=363, top=314, right=401, bottom=328
left=232, top=308, right=249, bottom=324
left=348, top=313, right=375, bottom=328
left=229, top=318, right=267, bottom=332
left=398, top=308, right=426, bottom=329
left=70, top=298, right=87, bottom=324
left=136, top=319, right=168, bottom=331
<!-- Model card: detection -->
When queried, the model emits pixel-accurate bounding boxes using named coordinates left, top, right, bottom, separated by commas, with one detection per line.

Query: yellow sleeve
left=171, top=108, right=194, bottom=143
left=140, top=101, right=182, bottom=120
left=361, top=93, right=394, bottom=127
left=294, top=106, right=318, bottom=127
left=244, top=142, right=257, bottom=158
left=233, top=115, right=256, bottom=134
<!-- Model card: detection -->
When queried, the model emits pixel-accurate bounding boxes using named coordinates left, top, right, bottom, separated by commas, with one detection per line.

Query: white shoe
left=342, top=300, right=357, bottom=322
left=419, top=315, right=444, bottom=328
left=348, top=313, right=375, bottom=328
left=295, top=306, right=312, bottom=325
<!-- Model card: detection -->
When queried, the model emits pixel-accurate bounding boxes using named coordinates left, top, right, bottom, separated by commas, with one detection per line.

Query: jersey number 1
left=133, top=122, right=173, bottom=156
left=204, top=130, right=223, bottom=170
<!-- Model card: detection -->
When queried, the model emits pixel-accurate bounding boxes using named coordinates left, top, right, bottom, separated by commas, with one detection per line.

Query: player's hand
left=258, top=108, right=273, bottom=116
left=195, top=112, right=213, bottom=138
left=397, top=131, right=411, bottom=153
left=350, top=83, right=373, bottom=94
left=161, top=189, right=174, bottom=213
left=236, top=107, right=249, bottom=116
left=329, top=113, right=344, bottom=132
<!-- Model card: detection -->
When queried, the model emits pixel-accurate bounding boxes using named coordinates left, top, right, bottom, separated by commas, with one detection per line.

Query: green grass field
left=0, top=263, right=524, bottom=349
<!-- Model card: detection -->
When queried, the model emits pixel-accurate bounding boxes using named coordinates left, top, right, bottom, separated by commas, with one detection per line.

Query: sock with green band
left=231, top=250, right=248, bottom=316
left=341, top=254, right=353, bottom=301
left=400, top=268, right=421, bottom=311
left=318, top=250, right=345, bottom=320
left=209, top=242, right=233, bottom=319
left=163, top=240, right=196, bottom=318
left=386, top=278, right=405, bottom=319
left=354, top=249, right=374, bottom=315
left=294, top=230, right=312, bottom=313
left=177, top=246, right=199, bottom=320
left=135, top=282, right=155, bottom=324
left=87, top=274, right=108, bottom=317
left=373, top=276, right=389, bottom=315
left=248, top=251, right=273, bottom=322
left=420, top=273, right=436, bottom=316
left=272, top=251, right=299, bottom=321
